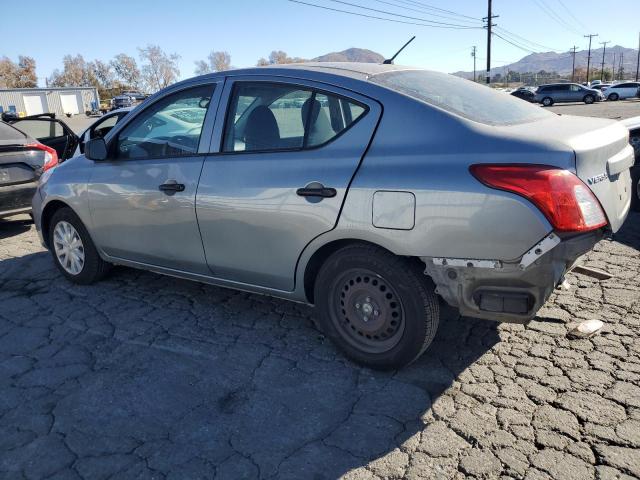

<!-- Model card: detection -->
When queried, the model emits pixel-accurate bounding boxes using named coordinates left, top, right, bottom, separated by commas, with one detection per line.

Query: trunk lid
left=494, top=115, right=633, bottom=232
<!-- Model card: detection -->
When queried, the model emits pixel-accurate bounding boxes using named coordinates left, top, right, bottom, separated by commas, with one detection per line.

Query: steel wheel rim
left=330, top=268, right=405, bottom=354
left=53, top=221, right=85, bottom=275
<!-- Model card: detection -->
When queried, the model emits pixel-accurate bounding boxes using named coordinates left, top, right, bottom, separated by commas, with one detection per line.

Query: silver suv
left=534, top=83, right=604, bottom=106
left=32, top=64, right=633, bottom=369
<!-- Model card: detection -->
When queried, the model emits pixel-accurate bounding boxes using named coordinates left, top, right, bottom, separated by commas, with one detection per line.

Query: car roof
left=181, top=62, right=415, bottom=84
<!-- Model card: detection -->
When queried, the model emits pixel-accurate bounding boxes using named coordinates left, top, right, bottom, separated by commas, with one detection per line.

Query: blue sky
left=2, top=0, right=638, bottom=86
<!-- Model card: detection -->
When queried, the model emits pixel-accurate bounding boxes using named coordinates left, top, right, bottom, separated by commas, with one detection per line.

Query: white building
left=0, top=87, right=100, bottom=117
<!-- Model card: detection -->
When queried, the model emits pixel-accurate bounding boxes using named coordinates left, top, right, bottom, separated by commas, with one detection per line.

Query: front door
left=87, top=81, right=221, bottom=273
left=196, top=77, right=381, bottom=291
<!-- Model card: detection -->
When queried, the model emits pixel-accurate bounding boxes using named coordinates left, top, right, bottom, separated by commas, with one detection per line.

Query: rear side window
left=0, top=122, right=26, bottom=141
left=10, top=119, right=64, bottom=141
left=222, top=82, right=367, bottom=152
left=370, top=70, right=552, bottom=126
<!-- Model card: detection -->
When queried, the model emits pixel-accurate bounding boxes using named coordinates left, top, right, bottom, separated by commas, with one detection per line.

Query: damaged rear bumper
left=422, top=230, right=603, bottom=323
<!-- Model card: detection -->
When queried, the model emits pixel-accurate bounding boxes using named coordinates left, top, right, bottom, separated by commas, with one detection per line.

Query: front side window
left=13, top=119, right=64, bottom=141
left=223, top=82, right=367, bottom=152
left=115, top=84, right=214, bottom=160
left=570, top=84, right=582, bottom=92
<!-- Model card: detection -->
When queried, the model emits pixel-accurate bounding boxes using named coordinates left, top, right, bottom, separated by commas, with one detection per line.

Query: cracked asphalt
left=1, top=212, right=639, bottom=480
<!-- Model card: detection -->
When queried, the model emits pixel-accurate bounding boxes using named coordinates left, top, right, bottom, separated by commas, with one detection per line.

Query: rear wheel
left=314, top=244, right=439, bottom=370
left=49, top=207, right=110, bottom=284
left=542, top=97, right=554, bottom=107
left=584, top=94, right=595, bottom=104
left=608, top=93, right=619, bottom=101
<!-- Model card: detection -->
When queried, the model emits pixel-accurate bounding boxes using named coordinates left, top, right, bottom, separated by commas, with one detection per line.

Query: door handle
left=159, top=180, right=185, bottom=194
left=296, top=185, right=337, bottom=198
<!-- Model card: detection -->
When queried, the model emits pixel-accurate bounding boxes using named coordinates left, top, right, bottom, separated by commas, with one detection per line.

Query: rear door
left=196, top=76, right=381, bottom=291
left=556, top=84, right=571, bottom=102
left=10, top=116, right=78, bottom=160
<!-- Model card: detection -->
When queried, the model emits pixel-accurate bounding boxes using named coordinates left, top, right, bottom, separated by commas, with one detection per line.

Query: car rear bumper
left=422, top=230, right=603, bottom=323
left=0, top=182, right=37, bottom=218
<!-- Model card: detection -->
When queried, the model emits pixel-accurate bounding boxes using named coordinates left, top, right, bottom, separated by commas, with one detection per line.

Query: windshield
left=369, top=70, right=553, bottom=126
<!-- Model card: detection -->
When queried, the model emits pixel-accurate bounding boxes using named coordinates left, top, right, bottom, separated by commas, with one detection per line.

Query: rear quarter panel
left=305, top=89, right=559, bottom=263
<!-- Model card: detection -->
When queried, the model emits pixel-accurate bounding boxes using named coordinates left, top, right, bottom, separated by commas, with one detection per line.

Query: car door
left=87, top=80, right=222, bottom=273
left=569, top=84, right=584, bottom=101
left=10, top=115, right=78, bottom=160
left=196, top=76, right=381, bottom=291
left=78, top=111, right=130, bottom=155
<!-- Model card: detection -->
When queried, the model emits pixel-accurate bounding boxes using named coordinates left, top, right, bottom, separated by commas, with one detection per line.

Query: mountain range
left=454, top=45, right=639, bottom=78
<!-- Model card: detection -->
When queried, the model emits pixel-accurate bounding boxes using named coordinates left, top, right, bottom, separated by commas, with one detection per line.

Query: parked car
left=121, top=90, right=147, bottom=102
left=605, top=82, right=640, bottom=101
left=7, top=113, right=78, bottom=162
left=111, top=95, right=135, bottom=111
left=591, top=83, right=611, bottom=92
left=534, top=83, right=604, bottom=106
left=31, top=63, right=633, bottom=369
left=621, top=116, right=640, bottom=211
left=0, top=121, right=59, bottom=219
left=510, top=87, right=535, bottom=102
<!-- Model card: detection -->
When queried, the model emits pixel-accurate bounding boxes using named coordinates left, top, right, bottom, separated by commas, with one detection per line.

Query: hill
left=312, top=48, right=385, bottom=63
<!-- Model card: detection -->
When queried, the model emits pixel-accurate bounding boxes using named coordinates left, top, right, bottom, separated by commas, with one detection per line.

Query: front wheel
left=314, top=244, right=439, bottom=370
left=584, top=94, right=595, bottom=104
left=542, top=97, right=554, bottom=107
left=49, top=207, right=110, bottom=284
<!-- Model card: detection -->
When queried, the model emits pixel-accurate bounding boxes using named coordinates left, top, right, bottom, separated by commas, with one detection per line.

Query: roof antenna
left=383, top=36, right=416, bottom=64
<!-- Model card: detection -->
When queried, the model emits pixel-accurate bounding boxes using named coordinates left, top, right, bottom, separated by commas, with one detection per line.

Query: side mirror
left=85, top=137, right=108, bottom=161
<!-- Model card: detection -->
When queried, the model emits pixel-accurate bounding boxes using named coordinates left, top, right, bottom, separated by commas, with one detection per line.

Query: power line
left=554, top=0, right=590, bottom=32
left=369, top=0, right=481, bottom=24
left=494, top=27, right=561, bottom=53
left=287, top=0, right=482, bottom=29
left=323, top=0, right=481, bottom=28
left=396, top=0, right=480, bottom=21
left=493, top=32, right=538, bottom=54
left=532, top=0, right=583, bottom=35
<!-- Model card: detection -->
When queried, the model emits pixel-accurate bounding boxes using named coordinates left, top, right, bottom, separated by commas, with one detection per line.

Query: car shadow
left=0, top=250, right=499, bottom=479
left=611, top=211, right=640, bottom=251
left=0, top=216, right=32, bottom=240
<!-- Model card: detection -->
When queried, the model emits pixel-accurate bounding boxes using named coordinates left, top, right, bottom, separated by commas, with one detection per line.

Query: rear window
left=0, top=121, right=27, bottom=142
left=369, top=70, right=552, bottom=126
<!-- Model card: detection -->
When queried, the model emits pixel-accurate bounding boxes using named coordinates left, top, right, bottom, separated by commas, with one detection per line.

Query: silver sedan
left=32, top=63, right=633, bottom=369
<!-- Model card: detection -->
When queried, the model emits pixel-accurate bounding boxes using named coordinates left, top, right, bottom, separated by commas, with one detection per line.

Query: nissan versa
left=32, top=63, right=633, bottom=369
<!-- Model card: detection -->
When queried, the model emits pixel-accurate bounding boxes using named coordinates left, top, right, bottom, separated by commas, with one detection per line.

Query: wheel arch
left=40, top=199, right=74, bottom=249
left=302, top=237, right=426, bottom=304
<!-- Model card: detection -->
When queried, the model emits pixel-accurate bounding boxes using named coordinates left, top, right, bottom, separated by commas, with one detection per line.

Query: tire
left=631, top=168, right=640, bottom=212
left=608, top=93, right=619, bottom=101
left=584, top=94, right=595, bottom=104
left=48, top=207, right=110, bottom=284
left=314, top=244, right=440, bottom=370
left=542, top=97, right=554, bottom=107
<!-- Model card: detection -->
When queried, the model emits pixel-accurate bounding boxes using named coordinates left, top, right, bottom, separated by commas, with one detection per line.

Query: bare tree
left=138, top=44, right=180, bottom=92
left=111, top=53, right=141, bottom=90
left=89, top=60, right=114, bottom=90
left=0, top=55, right=37, bottom=88
left=15, top=56, right=37, bottom=87
left=48, top=54, right=88, bottom=87
left=195, top=51, right=231, bottom=75
left=257, top=51, right=305, bottom=66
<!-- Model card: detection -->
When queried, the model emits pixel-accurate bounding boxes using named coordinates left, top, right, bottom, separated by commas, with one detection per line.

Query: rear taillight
left=470, top=164, right=608, bottom=233
left=27, top=143, right=58, bottom=172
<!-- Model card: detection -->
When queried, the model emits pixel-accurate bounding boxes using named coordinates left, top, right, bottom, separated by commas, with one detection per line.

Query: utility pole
left=600, top=41, right=609, bottom=81
left=584, top=33, right=598, bottom=83
left=612, top=52, right=617, bottom=82
left=619, top=53, right=624, bottom=80
left=570, top=46, right=578, bottom=82
left=471, top=46, right=477, bottom=82
left=483, top=0, right=498, bottom=84
left=636, top=32, right=640, bottom=81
